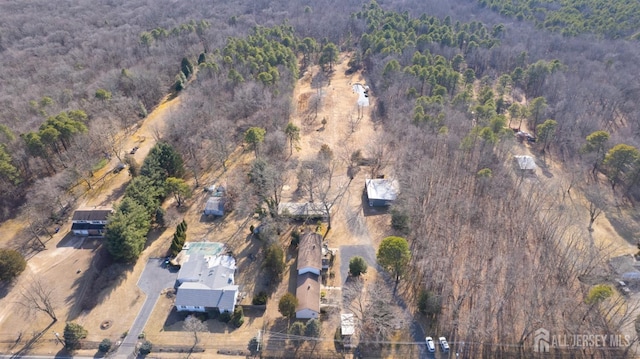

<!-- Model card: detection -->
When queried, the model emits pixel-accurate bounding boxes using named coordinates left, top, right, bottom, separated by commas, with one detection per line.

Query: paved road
left=113, top=258, right=178, bottom=359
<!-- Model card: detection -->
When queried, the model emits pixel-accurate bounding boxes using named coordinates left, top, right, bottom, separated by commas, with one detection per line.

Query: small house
left=295, top=232, right=322, bottom=319
left=71, top=208, right=113, bottom=237
left=203, top=197, right=225, bottom=216
left=365, top=178, right=399, bottom=207
left=278, top=202, right=327, bottom=220
left=514, top=155, right=537, bottom=173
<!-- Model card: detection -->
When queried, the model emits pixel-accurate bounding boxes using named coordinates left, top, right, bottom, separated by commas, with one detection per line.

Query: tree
left=264, top=243, right=285, bottom=279
left=141, top=142, right=185, bottom=185
left=349, top=256, right=367, bottom=277
left=305, top=318, right=321, bottom=337
left=603, top=144, right=640, bottom=190
left=0, top=249, right=26, bottom=281
left=183, top=315, right=207, bottom=351
left=19, top=277, right=57, bottom=322
left=536, top=119, right=557, bottom=153
left=527, top=97, right=547, bottom=132
left=231, top=306, right=244, bottom=328
left=98, top=338, right=112, bottom=353
left=138, top=340, right=152, bottom=355
left=284, top=122, right=300, bottom=155
left=319, top=43, right=339, bottom=71
left=278, top=292, right=298, bottom=319
left=585, top=284, right=613, bottom=304
left=166, top=177, right=191, bottom=207
left=63, top=322, right=87, bottom=351
left=244, top=127, right=266, bottom=157
left=584, top=185, right=607, bottom=232
left=95, top=89, right=112, bottom=100
left=288, top=321, right=306, bottom=348
left=104, top=198, right=151, bottom=262
left=583, top=130, right=610, bottom=175
left=377, top=236, right=411, bottom=291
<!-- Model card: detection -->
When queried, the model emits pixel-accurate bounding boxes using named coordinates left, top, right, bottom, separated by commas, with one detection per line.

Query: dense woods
left=3, top=0, right=640, bottom=357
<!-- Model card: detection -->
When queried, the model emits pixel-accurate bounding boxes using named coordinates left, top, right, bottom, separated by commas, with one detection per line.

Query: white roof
left=341, top=313, right=355, bottom=336
left=365, top=179, right=399, bottom=201
left=514, top=155, right=536, bottom=170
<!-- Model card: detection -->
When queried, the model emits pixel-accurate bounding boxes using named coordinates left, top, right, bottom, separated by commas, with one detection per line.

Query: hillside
left=0, top=0, right=640, bottom=358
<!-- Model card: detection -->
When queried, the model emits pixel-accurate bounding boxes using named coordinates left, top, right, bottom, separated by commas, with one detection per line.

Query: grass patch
left=92, top=158, right=109, bottom=172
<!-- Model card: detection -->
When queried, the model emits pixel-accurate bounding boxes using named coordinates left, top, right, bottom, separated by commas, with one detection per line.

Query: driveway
left=113, top=258, right=178, bottom=359
left=339, top=244, right=376, bottom=284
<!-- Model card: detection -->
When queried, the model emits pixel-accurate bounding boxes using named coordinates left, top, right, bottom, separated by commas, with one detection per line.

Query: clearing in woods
left=0, top=51, right=636, bottom=358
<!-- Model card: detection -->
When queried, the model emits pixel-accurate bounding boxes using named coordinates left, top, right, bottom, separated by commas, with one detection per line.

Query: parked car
left=439, top=337, right=449, bottom=352
left=425, top=337, right=435, bottom=353
left=617, top=280, right=631, bottom=295
left=113, top=163, right=126, bottom=173
left=130, top=146, right=139, bottom=154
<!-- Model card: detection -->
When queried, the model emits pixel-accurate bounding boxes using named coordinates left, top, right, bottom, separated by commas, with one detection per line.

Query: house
left=174, top=244, right=239, bottom=313
left=365, top=178, right=399, bottom=207
left=341, top=313, right=356, bottom=348
left=278, top=202, right=327, bottom=219
left=203, top=197, right=225, bottom=216
left=514, top=155, right=537, bottom=173
left=295, top=232, right=322, bottom=319
left=296, top=272, right=320, bottom=319
left=297, top=232, right=322, bottom=275
left=71, top=208, right=113, bottom=236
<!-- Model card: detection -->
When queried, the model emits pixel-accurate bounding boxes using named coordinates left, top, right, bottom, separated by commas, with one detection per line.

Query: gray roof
left=72, top=208, right=113, bottom=221
left=177, top=253, right=236, bottom=288
left=278, top=202, right=327, bottom=218
left=514, top=155, right=536, bottom=170
left=175, top=283, right=239, bottom=311
left=365, top=179, right=399, bottom=201
left=296, top=272, right=320, bottom=314
left=204, top=197, right=225, bottom=215
left=175, top=251, right=238, bottom=311
left=297, top=233, right=322, bottom=272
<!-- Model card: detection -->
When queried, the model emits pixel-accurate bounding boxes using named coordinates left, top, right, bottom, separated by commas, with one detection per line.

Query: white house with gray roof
left=175, top=248, right=238, bottom=313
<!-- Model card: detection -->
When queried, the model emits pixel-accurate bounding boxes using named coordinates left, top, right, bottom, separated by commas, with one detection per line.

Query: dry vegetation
left=1, top=0, right=640, bottom=358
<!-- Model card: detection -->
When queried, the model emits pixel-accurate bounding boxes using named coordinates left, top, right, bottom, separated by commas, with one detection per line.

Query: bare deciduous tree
left=183, top=315, right=207, bottom=355
left=18, top=277, right=57, bottom=322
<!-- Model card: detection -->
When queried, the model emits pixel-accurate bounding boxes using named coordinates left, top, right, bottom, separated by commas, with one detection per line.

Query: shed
left=514, top=155, right=537, bottom=172
left=204, top=197, right=225, bottom=216
left=365, top=178, right=399, bottom=207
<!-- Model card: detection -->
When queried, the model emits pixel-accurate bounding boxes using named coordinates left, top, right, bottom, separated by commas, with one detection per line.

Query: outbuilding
left=365, top=178, right=399, bottom=207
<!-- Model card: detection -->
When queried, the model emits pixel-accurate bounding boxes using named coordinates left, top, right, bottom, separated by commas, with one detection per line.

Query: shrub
left=219, top=311, right=231, bottom=323
left=390, top=208, right=410, bottom=234
left=263, top=243, right=285, bottom=278
left=230, top=306, right=244, bottom=328
left=98, top=339, right=112, bottom=353
left=278, top=293, right=298, bottom=319
left=252, top=291, right=268, bottom=305
left=138, top=340, right=152, bottom=355
left=0, top=249, right=26, bottom=282
left=349, top=256, right=368, bottom=277
left=63, top=322, right=88, bottom=352
left=417, top=289, right=442, bottom=316
left=291, top=229, right=301, bottom=247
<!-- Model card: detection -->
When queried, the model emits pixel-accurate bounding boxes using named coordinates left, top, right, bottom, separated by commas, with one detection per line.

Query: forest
left=2, top=0, right=640, bottom=357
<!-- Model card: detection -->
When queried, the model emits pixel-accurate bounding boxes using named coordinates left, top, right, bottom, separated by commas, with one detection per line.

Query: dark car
left=130, top=146, right=139, bottom=154
left=113, top=163, right=126, bottom=173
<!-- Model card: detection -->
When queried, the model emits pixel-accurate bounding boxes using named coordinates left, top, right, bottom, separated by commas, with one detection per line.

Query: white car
left=439, top=336, right=449, bottom=352
left=425, top=336, right=435, bottom=352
